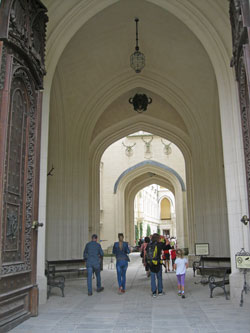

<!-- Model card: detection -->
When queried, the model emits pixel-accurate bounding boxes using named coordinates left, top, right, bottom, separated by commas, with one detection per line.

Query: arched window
left=160, top=198, right=171, bottom=220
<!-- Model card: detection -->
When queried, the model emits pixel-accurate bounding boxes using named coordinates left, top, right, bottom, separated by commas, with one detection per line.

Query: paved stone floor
left=11, top=253, right=250, bottom=332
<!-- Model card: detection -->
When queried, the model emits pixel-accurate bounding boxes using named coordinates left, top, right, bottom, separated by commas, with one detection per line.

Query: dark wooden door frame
left=230, top=0, right=250, bottom=214
left=0, top=1, right=47, bottom=331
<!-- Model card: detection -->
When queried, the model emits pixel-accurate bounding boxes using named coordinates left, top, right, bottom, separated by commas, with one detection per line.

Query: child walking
left=174, top=249, right=188, bottom=299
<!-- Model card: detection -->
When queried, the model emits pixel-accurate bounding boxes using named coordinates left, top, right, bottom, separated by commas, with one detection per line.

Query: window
left=160, top=198, right=171, bottom=220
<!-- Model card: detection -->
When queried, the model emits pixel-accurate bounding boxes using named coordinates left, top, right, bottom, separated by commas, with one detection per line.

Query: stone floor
left=11, top=253, right=250, bottom=332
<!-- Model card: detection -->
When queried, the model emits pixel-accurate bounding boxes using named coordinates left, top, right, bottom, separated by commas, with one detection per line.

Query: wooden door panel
left=0, top=1, right=47, bottom=331
left=230, top=0, right=250, bottom=211
left=0, top=45, right=37, bottom=333
left=3, top=78, right=29, bottom=264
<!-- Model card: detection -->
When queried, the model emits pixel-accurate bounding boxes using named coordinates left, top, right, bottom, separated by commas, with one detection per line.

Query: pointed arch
left=114, top=160, right=186, bottom=194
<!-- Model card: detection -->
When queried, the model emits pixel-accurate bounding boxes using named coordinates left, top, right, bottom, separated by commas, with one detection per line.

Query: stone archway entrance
left=39, top=0, right=249, bottom=306
left=1, top=1, right=250, bottom=332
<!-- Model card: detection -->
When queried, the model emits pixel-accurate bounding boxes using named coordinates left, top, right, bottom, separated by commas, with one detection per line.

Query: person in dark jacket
left=140, top=236, right=151, bottom=277
left=113, top=233, right=130, bottom=293
left=146, top=233, right=164, bottom=297
left=163, top=239, right=171, bottom=273
left=83, top=234, right=104, bottom=296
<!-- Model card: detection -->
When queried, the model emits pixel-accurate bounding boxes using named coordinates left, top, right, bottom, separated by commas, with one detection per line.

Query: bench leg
left=223, top=286, right=228, bottom=300
left=47, top=286, right=51, bottom=299
left=209, top=286, right=213, bottom=298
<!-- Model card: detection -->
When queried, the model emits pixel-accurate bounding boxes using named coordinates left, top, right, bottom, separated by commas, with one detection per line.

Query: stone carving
left=161, top=139, right=172, bottom=156
left=122, top=141, right=136, bottom=157
left=142, top=136, right=153, bottom=159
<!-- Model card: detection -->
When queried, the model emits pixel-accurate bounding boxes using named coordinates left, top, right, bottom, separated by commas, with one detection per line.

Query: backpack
left=146, top=242, right=160, bottom=266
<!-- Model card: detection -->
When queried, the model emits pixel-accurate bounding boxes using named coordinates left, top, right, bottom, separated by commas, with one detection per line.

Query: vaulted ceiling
left=44, top=0, right=230, bottom=145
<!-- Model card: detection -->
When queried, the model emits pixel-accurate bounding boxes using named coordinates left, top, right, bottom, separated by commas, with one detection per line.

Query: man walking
left=146, top=233, right=164, bottom=297
left=83, top=234, right=104, bottom=296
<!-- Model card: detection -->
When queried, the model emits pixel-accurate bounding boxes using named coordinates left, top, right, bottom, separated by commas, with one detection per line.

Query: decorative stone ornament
left=122, top=141, right=136, bottom=157
left=161, top=139, right=172, bottom=156
left=141, top=136, right=153, bottom=159
left=129, top=93, right=152, bottom=113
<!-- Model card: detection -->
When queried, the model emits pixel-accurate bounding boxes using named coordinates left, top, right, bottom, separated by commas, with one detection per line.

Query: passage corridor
left=11, top=254, right=250, bottom=332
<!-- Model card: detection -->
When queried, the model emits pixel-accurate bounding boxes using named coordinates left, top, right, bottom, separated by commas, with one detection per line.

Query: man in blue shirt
left=83, top=234, right=104, bottom=296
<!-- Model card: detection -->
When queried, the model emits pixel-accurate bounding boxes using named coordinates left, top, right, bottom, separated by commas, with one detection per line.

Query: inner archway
left=123, top=168, right=187, bottom=251
left=134, top=185, right=176, bottom=242
left=99, top=132, right=188, bottom=252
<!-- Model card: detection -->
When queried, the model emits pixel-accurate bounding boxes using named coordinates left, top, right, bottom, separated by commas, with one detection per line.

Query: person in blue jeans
left=113, top=233, right=130, bottom=293
left=146, top=233, right=164, bottom=297
left=83, top=234, right=104, bottom=296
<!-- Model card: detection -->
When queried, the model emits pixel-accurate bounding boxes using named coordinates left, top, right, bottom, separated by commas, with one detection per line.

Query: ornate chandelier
left=130, top=18, right=145, bottom=73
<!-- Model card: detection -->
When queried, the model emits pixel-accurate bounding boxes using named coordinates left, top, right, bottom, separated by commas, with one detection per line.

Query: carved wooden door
left=230, top=0, right=250, bottom=213
left=0, top=1, right=47, bottom=331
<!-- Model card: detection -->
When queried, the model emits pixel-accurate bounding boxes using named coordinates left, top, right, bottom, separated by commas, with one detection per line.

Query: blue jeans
left=116, top=260, right=128, bottom=290
left=87, top=265, right=101, bottom=293
left=150, top=265, right=163, bottom=294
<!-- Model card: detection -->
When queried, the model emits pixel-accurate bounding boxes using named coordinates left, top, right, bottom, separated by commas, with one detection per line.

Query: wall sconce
left=47, top=164, right=55, bottom=176
left=241, top=215, right=249, bottom=225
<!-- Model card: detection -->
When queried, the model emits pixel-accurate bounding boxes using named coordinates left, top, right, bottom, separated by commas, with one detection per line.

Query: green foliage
left=146, top=224, right=151, bottom=237
left=135, top=225, right=139, bottom=244
left=139, top=223, right=143, bottom=238
left=157, top=226, right=160, bottom=234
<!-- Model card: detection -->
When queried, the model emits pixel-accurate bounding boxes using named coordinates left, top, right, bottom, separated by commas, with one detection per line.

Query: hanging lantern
left=130, top=18, right=145, bottom=73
